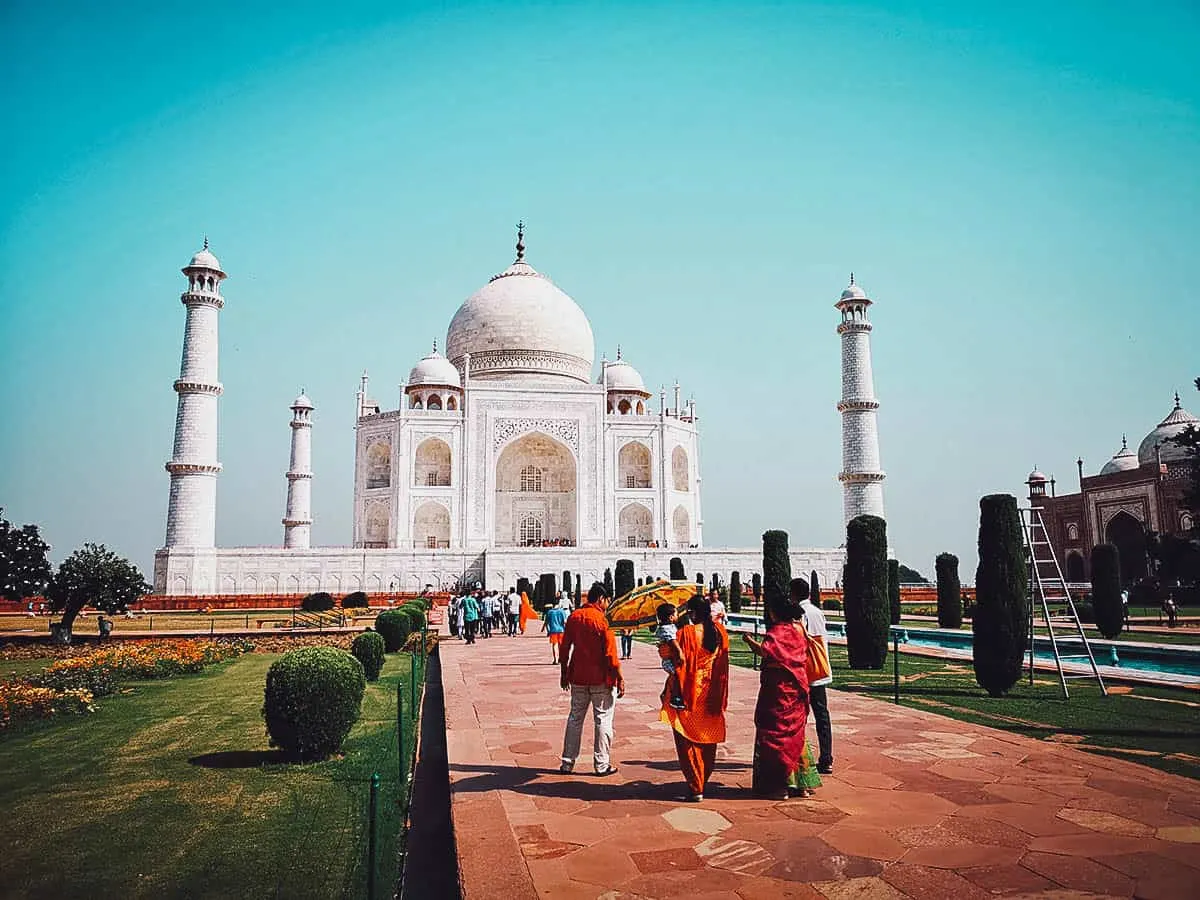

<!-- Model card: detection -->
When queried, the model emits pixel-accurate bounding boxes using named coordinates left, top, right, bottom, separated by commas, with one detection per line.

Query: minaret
left=283, top=391, right=315, bottom=548
left=164, top=239, right=225, bottom=548
left=836, top=273, right=885, bottom=526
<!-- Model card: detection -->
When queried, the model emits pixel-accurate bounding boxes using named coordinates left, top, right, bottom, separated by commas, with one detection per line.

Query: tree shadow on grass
left=188, top=749, right=293, bottom=769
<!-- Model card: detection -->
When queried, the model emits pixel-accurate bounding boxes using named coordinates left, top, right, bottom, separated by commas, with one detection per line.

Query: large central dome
left=446, top=228, right=595, bottom=384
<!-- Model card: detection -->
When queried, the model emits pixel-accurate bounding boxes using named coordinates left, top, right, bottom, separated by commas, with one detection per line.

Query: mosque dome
left=445, top=226, right=594, bottom=384
left=1137, top=394, right=1199, bottom=465
left=291, top=392, right=314, bottom=410
left=408, top=343, right=461, bottom=388
left=1027, top=469, right=1047, bottom=483
left=599, top=351, right=649, bottom=395
left=186, top=239, right=222, bottom=272
left=1099, top=435, right=1139, bottom=475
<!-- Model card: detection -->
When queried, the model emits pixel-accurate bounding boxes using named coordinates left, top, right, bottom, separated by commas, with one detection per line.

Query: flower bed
left=0, top=683, right=95, bottom=729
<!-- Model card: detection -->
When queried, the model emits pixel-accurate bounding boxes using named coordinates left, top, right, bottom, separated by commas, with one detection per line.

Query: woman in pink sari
left=742, top=578, right=810, bottom=800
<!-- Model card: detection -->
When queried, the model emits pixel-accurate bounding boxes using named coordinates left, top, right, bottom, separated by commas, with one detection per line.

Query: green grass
left=721, top=638, right=1200, bottom=781
left=0, top=650, right=423, bottom=900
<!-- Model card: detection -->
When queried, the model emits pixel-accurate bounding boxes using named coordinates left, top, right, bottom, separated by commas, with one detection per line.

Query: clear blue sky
left=1, top=0, right=1196, bottom=580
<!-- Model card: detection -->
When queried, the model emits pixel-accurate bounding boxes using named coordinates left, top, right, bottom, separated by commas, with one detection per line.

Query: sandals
left=595, top=765, right=619, bottom=777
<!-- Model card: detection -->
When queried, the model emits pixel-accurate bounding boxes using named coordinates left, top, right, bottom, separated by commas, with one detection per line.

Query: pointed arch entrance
left=1104, top=511, right=1147, bottom=586
left=495, top=433, right=577, bottom=546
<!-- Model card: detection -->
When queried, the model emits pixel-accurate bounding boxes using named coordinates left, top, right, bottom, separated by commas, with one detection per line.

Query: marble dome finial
left=516, top=220, right=525, bottom=262
left=849, top=272, right=855, bottom=285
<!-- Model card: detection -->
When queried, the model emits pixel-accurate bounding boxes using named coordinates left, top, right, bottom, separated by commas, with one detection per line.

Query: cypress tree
left=696, top=572, right=703, bottom=585
left=762, top=530, right=791, bottom=626
left=563, top=570, right=572, bottom=600
left=752, top=573, right=762, bottom=601
left=574, top=573, right=582, bottom=607
left=844, top=516, right=890, bottom=668
left=888, top=558, right=902, bottom=626
left=537, top=573, right=557, bottom=610
left=1091, top=543, right=1124, bottom=639
left=972, top=494, right=1029, bottom=697
left=935, top=553, right=962, bottom=628
left=615, top=559, right=635, bottom=598
left=810, top=570, right=821, bottom=606
left=603, top=567, right=613, bottom=598
left=710, top=573, right=719, bottom=593
left=729, top=571, right=742, bottom=613
left=669, top=557, right=685, bottom=580
left=517, top=577, right=531, bottom=598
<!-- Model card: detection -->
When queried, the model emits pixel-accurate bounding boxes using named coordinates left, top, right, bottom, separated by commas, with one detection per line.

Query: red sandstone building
left=1026, top=394, right=1197, bottom=586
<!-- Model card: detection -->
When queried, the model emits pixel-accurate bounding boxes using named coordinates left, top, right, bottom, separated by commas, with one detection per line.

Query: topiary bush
left=374, top=610, right=410, bottom=652
left=301, top=591, right=335, bottom=613
left=751, top=573, right=762, bottom=601
left=810, top=570, right=821, bottom=606
left=729, top=571, right=742, bottom=613
left=669, top=557, right=685, bottom=580
left=762, top=530, right=791, bottom=626
left=1090, top=543, right=1123, bottom=638
left=398, top=604, right=427, bottom=635
left=615, top=559, right=635, bottom=599
left=973, top=494, right=1029, bottom=697
left=603, top=568, right=613, bottom=598
left=936, top=553, right=962, bottom=628
left=823, top=598, right=842, bottom=612
left=350, top=630, right=385, bottom=681
left=263, top=647, right=366, bottom=760
left=888, top=558, right=902, bottom=626
left=844, top=515, right=890, bottom=669
left=342, top=591, right=369, bottom=609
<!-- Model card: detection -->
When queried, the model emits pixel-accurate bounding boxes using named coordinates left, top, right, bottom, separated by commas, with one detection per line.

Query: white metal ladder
left=1020, top=507, right=1108, bottom=699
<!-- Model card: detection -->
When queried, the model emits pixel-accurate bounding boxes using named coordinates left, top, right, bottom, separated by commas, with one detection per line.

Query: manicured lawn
left=723, top=640, right=1200, bottom=781
left=0, top=651, right=420, bottom=900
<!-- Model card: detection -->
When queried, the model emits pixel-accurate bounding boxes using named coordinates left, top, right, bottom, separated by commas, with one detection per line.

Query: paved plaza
left=441, top=629, right=1200, bottom=899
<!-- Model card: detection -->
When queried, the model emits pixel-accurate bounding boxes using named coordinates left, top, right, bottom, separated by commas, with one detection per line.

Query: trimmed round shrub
left=844, top=516, right=890, bottom=669
left=375, top=610, right=411, bottom=652
left=351, top=630, right=386, bottom=681
left=301, top=591, right=335, bottom=612
left=398, top=604, right=427, bottom=634
left=973, top=494, right=1029, bottom=697
left=342, top=591, right=369, bottom=609
left=936, top=553, right=962, bottom=629
left=263, top=647, right=366, bottom=760
left=823, top=597, right=843, bottom=612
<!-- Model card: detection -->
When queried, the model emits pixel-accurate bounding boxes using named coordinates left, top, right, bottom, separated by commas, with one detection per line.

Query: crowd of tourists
left=551, top=578, right=832, bottom=802
left=446, top=586, right=539, bottom=642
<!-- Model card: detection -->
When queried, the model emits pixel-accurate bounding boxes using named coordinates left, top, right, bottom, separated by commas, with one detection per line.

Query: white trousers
left=561, top=684, right=616, bottom=772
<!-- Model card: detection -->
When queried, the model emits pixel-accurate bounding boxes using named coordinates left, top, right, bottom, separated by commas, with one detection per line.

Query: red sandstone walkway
left=441, top=629, right=1200, bottom=900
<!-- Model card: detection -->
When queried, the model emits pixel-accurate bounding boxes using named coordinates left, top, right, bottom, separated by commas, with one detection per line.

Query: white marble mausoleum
left=154, top=227, right=870, bottom=596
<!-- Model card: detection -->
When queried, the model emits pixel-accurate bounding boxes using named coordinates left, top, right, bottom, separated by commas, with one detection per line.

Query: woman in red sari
left=660, top=594, right=729, bottom=802
left=742, top=578, right=810, bottom=800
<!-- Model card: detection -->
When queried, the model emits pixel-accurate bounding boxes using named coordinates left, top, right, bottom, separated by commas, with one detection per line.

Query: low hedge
left=301, top=592, right=335, bottom=613
left=262, top=647, right=365, bottom=760
left=374, top=610, right=411, bottom=652
left=342, top=591, right=369, bottom=609
left=350, top=631, right=385, bottom=681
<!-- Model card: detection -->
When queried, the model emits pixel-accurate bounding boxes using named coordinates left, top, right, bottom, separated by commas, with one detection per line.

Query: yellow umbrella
left=606, top=580, right=700, bottom=629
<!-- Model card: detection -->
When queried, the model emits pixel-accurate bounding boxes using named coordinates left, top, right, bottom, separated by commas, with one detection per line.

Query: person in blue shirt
left=542, top=598, right=569, bottom=664
left=462, top=592, right=481, bottom=645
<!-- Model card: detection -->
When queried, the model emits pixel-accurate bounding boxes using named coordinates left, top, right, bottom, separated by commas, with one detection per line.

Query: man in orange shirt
left=559, top=581, right=625, bottom=776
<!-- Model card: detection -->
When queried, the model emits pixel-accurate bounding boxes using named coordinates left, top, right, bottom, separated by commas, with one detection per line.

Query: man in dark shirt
left=559, top=582, right=624, bottom=776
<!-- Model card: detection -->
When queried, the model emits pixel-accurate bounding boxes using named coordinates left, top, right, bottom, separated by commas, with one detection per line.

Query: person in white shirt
left=707, top=589, right=727, bottom=625
left=800, top=592, right=834, bottom=774
left=506, top=588, right=521, bottom=636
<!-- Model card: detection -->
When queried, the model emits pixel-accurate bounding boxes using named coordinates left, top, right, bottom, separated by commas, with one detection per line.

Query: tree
left=517, top=577, right=532, bottom=598
left=0, top=509, right=53, bottom=603
left=1169, top=377, right=1200, bottom=524
left=897, top=563, right=928, bottom=583
left=603, top=568, right=613, bottom=598
left=810, top=570, right=821, bottom=606
left=563, top=570, right=572, bottom=600
left=972, top=494, right=1029, bottom=697
left=301, top=591, right=335, bottom=612
left=888, top=559, right=902, bottom=626
left=1091, top=543, right=1124, bottom=639
left=844, top=516, right=889, bottom=668
left=669, top=557, right=685, bottom=580
left=762, top=530, right=790, bottom=626
left=696, top=572, right=703, bottom=585
left=46, top=543, right=150, bottom=638
left=710, top=573, right=719, bottom=593
left=536, top=573, right=557, bottom=609
left=935, top=553, right=962, bottom=629
left=729, top=571, right=742, bottom=613
left=752, top=572, right=762, bottom=601
left=615, top=559, right=635, bottom=599
left=574, top=574, right=582, bottom=607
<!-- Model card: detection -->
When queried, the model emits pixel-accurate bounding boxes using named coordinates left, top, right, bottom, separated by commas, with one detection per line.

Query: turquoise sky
left=1, top=1, right=1196, bottom=579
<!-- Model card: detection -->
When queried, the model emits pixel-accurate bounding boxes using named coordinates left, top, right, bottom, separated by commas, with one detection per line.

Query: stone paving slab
left=442, top=629, right=1200, bottom=899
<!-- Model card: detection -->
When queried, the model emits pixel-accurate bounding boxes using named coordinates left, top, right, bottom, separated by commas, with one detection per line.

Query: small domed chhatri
left=187, top=236, right=222, bottom=272
left=1137, top=392, right=1199, bottom=465
left=1099, top=435, right=1138, bottom=475
left=291, top=391, right=314, bottom=410
left=599, top=347, right=648, bottom=394
left=408, top=340, right=461, bottom=388
left=445, top=223, right=595, bottom=384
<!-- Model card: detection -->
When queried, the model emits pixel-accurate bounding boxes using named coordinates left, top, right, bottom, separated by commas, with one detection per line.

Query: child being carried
left=655, top=603, right=687, bottom=710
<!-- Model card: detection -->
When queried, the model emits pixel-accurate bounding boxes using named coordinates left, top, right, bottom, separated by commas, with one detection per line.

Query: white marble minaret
left=164, top=240, right=225, bottom=548
left=836, top=274, right=886, bottom=526
left=282, top=392, right=315, bottom=548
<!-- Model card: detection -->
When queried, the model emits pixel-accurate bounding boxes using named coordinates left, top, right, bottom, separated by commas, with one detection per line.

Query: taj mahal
left=153, top=227, right=884, bottom=596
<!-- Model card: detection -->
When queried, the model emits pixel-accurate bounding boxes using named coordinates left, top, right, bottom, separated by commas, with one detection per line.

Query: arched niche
left=618, top=441, right=652, bottom=489
left=1104, top=511, right=1147, bottom=586
left=365, top=502, right=390, bottom=546
left=672, top=505, right=690, bottom=547
left=414, top=437, right=452, bottom=487
left=1065, top=551, right=1085, bottom=583
left=366, top=441, right=391, bottom=488
left=619, top=502, right=653, bottom=548
left=413, top=501, right=450, bottom=549
left=672, top=446, right=689, bottom=492
left=495, top=433, right=576, bottom=546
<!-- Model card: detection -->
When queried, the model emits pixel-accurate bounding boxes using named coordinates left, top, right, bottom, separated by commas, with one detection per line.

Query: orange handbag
left=796, top=621, right=832, bottom=683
